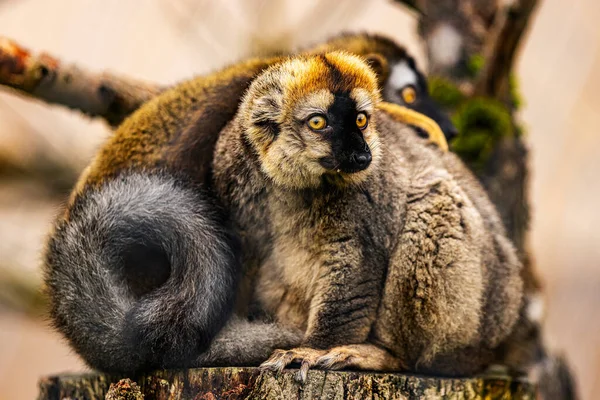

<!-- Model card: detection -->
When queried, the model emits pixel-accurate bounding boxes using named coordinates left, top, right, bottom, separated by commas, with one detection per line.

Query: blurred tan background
left=0, top=0, right=598, bottom=399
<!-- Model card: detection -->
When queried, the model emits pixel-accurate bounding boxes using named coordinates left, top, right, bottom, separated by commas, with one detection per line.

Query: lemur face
left=306, top=88, right=376, bottom=174
left=383, top=57, right=458, bottom=140
left=243, top=52, right=381, bottom=189
left=311, top=33, right=457, bottom=141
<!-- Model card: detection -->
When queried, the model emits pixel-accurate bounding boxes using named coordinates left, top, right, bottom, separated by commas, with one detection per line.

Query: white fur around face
left=388, top=61, right=418, bottom=91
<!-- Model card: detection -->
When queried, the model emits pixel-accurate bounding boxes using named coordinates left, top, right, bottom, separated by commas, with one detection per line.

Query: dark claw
left=295, top=360, right=311, bottom=383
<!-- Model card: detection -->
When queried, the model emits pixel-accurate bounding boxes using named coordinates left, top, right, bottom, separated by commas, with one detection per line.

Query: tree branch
left=474, top=0, right=540, bottom=98
left=0, top=37, right=163, bottom=127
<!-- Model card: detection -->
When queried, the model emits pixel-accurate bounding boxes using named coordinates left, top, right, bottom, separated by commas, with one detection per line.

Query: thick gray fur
left=44, top=171, right=240, bottom=373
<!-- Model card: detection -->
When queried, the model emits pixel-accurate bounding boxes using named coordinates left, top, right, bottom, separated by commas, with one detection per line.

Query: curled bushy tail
left=44, top=170, right=240, bottom=373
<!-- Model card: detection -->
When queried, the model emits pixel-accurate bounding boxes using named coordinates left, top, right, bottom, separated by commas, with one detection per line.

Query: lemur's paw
left=314, top=346, right=362, bottom=369
left=316, top=344, right=407, bottom=371
left=260, top=347, right=327, bottom=382
left=260, top=345, right=405, bottom=383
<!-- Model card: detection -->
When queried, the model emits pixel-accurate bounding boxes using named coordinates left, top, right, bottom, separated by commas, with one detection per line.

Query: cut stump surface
left=38, top=367, right=536, bottom=399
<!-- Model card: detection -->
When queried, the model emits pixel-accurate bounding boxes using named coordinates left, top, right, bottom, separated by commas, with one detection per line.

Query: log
left=37, top=367, right=536, bottom=400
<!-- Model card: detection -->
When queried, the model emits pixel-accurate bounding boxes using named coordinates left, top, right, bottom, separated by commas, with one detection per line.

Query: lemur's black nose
left=351, top=152, right=372, bottom=170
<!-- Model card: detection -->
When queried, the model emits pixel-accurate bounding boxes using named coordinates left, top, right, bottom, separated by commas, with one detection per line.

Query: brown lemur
left=274, top=36, right=573, bottom=399
left=43, top=33, right=453, bottom=373
left=207, top=51, right=523, bottom=377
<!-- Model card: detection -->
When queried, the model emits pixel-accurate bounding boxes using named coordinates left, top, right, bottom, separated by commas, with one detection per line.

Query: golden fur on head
left=239, top=51, right=382, bottom=189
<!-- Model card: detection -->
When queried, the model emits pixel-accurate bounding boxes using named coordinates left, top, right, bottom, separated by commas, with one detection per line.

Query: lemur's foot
left=260, top=347, right=327, bottom=382
left=260, top=344, right=405, bottom=383
left=316, top=344, right=406, bottom=371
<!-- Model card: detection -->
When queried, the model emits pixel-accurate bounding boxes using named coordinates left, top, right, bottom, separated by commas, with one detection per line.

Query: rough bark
left=38, top=367, right=535, bottom=400
left=0, top=37, right=162, bottom=127
left=105, top=379, right=144, bottom=400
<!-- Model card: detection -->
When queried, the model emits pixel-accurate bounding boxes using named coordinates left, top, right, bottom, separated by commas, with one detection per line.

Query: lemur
left=207, top=51, right=522, bottom=377
left=43, top=34, right=456, bottom=373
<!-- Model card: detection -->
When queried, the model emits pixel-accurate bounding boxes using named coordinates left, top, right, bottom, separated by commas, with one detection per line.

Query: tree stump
left=38, top=367, right=535, bottom=400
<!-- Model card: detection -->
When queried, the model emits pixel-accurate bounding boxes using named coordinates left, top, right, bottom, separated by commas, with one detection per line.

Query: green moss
left=450, top=98, right=513, bottom=169
left=467, top=54, right=485, bottom=77
left=509, top=74, right=524, bottom=110
left=514, top=122, right=526, bottom=138
left=428, top=76, right=465, bottom=109
left=426, top=74, right=524, bottom=169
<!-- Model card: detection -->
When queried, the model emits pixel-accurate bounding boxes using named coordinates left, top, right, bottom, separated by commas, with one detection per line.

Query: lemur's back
left=365, top=111, right=522, bottom=375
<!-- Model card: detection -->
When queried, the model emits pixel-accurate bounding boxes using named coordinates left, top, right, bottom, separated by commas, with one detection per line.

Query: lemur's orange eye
left=307, top=115, right=327, bottom=131
left=401, top=86, right=417, bottom=104
left=356, top=112, right=368, bottom=129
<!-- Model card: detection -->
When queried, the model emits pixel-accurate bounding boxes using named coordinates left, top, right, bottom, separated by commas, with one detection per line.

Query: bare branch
left=0, top=37, right=163, bottom=127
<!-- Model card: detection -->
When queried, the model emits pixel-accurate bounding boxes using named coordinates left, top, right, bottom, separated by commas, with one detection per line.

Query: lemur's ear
left=364, top=53, right=390, bottom=84
left=250, top=95, right=282, bottom=137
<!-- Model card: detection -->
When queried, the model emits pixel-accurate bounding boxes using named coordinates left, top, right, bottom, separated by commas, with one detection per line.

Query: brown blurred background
left=0, top=0, right=598, bottom=399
